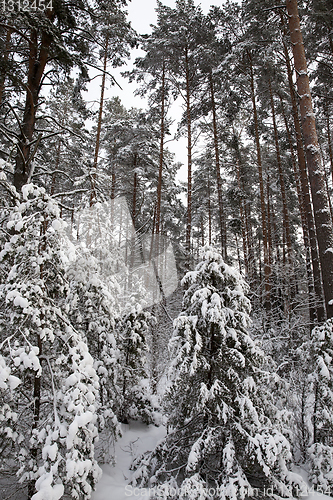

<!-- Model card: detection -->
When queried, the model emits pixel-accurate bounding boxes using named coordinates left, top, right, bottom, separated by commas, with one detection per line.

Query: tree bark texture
left=248, top=52, right=271, bottom=310
left=185, top=46, right=192, bottom=256
left=286, top=0, right=333, bottom=319
left=90, top=34, right=109, bottom=206
left=209, top=72, right=227, bottom=260
left=156, top=61, right=166, bottom=237
left=0, top=27, right=12, bottom=105
left=280, top=98, right=316, bottom=326
left=14, top=11, right=55, bottom=192
left=281, top=23, right=325, bottom=322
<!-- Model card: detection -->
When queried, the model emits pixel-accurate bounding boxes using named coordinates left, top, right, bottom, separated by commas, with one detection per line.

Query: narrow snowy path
left=91, top=422, right=166, bottom=500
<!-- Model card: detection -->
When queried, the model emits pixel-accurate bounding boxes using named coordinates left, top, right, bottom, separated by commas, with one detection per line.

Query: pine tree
left=117, top=301, right=158, bottom=425
left=0, top=185, right=101, bottom=499
left=132, top=246, right=304, bottom=499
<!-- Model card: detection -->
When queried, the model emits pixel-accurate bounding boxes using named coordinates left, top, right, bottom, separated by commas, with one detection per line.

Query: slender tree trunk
left=111, top=171, right=116, bottom=200
left=201, top=219, right=205, bottom=247
left=286, top=0, right=333, bottom=319
left=27, top=333, right=42, bottom=498
left=248, top=52, right=270, bottom=310
left=207, top=171, right=212, bottom=245
left=236, top=158, right=249, bottom=276
left=269, top=79, right=293, bottom=269
left=326, top=110, right=333, bottom=187
left=235, top=233, right=242, bottom=272
left=156, top=61, right=166, bottom=237
left=281, top=23, right=325, bottom=322
left=0, top=27, right=12, bottom=105
left=50, top=138, right=62, bottom=196
left=129, top=158, right=138, bottom=287
left=209, top=72, right=226, bottom=259
left=90, top=34, right=109, bottom=206
left=28, top=220, right=48, bottom=499
left=280, top=98, right=316, bottom=326
left=132, top=162, right=138, bottom=227
left=234, top=137, right=255, bottom=281
left=15, top=12, right=55, bottom=192
left=185, top=46, right=192, bottom=256
left=266, top=173, right=273, bottom=271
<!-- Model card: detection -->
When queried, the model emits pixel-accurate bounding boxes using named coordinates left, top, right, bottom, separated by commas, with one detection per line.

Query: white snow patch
left=91, top=421, right=166, bottom=500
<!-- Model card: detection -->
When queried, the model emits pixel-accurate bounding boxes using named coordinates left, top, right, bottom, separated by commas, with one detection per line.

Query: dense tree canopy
left=2, top=0, right=333, bottom=498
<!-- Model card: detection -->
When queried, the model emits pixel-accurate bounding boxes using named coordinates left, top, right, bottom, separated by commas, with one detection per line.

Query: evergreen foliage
left=118, top=302, right=159, bottom=425
left=132, top=247, right=304, bottom=499
left=0, top=186, right=101, bottom=499
left=66, top=249, right=121, bottom=463
left=307, top=318, right=333, bottom=491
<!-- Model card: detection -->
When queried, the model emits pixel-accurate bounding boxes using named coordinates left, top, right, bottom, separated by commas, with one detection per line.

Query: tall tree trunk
left=201, top=218, right=205, bottom=247
left=266, top=172, right=273, bottom=272
left=111, top=171, right=116, bottom=200
left=326, top=109, right=333, bottom=187
left=280, top=97, right=316, bottom=326
left=209, top=72, right=226, bottom=259
left=269, top=79, right=293, bottom=270
left=14, top=12, right=55, bottom=192
left=28, top=219, right=48, bottom=498
left=90, top=34, right=109, bottom=206
left=132, top=160, right=138, bottom=227
left=233, top=136, right=256, bottom=282
left=208, top=171, right=212, bottom=245
left=50, top=138, right=62, bottom=196
left=0, top=27, right=12, bottom=105
left=286, top=0, right=333, bottom=319
left=248, top=51, right=271, bottom=311
left=28, top=332, right=42, bottom=499
left=156, top=61, right=166, bottom=237
left=236, top=157, right=249, bottom=276
left=185, top=46, right=192, bottom=256
left=281, top=22, right=325, bottom=323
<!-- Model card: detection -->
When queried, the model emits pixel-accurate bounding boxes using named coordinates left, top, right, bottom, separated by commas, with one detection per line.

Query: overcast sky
left=127, top=0, right=214, bottom=34
left=86, top=0, right=222, bottom=177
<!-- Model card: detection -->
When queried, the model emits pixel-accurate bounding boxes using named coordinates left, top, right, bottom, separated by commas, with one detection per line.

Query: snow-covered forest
left=1, top=0, right=333, bottom=499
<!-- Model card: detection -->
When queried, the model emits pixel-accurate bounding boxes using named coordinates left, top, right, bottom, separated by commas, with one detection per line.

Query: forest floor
left=91, top=421, right=166, bottom=500
left=91, top=421, right=331, bottom=500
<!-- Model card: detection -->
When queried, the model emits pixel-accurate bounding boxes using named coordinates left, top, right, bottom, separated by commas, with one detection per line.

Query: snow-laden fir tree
left=0, top=185, right=101, bottom=500
left=306, top=318, right=333, bottom=492
left=132, top=246, right=305, bottom=499
left=66, top=248, right=121, bottom=462
left=117, top=300, right=158, bottom=425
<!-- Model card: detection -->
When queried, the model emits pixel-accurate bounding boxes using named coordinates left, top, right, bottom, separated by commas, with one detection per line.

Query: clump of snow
left=91, top=422, right=166, bottom=500
left=32, top=471, right=64, bottom=500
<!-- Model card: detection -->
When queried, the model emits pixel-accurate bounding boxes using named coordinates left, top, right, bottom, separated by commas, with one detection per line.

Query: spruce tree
left=132, top=246, right=305, bottom=499
left=0, top=185, right=101, bottom=499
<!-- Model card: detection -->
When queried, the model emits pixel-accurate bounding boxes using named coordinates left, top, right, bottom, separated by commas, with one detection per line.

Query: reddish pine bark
left=209, top=72, right=227, bottom=259
left=281, top=20, right=325, bottom=322
left=286, top=0, right=333, bottom=319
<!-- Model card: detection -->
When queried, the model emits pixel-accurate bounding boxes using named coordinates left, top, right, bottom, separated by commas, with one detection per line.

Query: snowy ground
left=2, top=421, right=330, bottom=500
left=91, top=421, right=166, bottom=500
left=91, top=423, right=332, bottom=500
